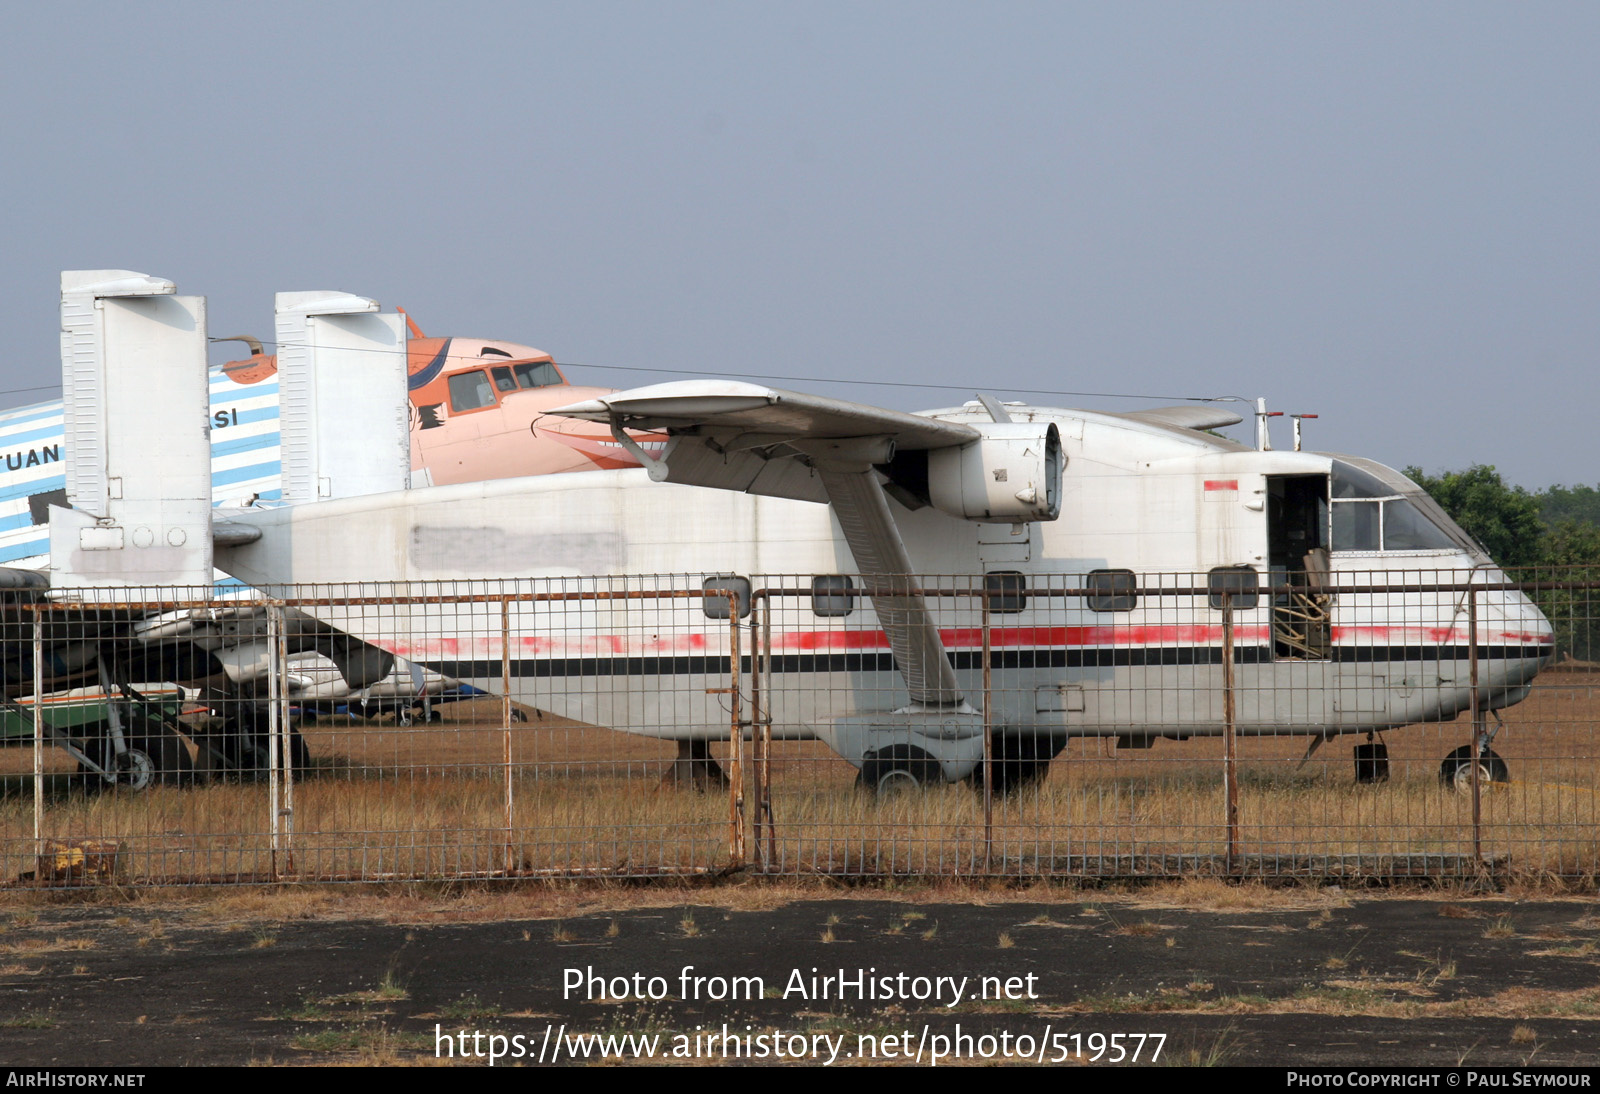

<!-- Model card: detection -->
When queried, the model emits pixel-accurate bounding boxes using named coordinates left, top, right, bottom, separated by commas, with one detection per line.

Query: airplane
left=24, top=270, right=1555, bottom=796
left=206, top=379, right=1556, bottom=794
left=0, top=305, right=636, bottom=569
left=1, top=270, right=654, bottom=785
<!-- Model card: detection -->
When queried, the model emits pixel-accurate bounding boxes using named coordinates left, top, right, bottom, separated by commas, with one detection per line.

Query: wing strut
left=550, top=381, right=982, bottom=710
left=816, top=467, right=964, bottom=707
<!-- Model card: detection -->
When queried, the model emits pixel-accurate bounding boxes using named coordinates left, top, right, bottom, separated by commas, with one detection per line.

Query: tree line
left=1406, top=467, right=1599, bottom=662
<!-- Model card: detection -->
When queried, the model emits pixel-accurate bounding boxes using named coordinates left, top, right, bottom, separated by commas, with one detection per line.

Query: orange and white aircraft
left=214, top=311, right=653, bottom=497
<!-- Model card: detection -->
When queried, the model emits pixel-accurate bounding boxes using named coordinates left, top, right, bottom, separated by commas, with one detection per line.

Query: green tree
left=1402, top=465, right=1544, bottom=568
left=1538, top=520, right=1600, bottom=662
left=1407, top=466, right=1600, bottom=663
left=1540, top=483, right=1600, bottom=529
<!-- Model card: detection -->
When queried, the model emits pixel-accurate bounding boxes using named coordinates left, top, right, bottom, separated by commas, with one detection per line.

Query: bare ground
left=2, top=885, right=1599, bottom=1067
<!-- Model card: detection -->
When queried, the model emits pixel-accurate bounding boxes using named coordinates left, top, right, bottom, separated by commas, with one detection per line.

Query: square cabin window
left=1087, top=569, right=1137, bottom=612
left=984, top=571, right=1027, bottom=614
left=1208, top=566, right=1260, bottom=611
left=702, top=575, right=751, bottom=619
left=811, top=575, right=855, bottom=617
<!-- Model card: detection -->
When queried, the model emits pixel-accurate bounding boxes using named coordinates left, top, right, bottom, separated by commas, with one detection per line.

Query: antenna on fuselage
left=1255, top=398, right=1283, bottom=452
left=1291, top=413, right=1318, bottom=452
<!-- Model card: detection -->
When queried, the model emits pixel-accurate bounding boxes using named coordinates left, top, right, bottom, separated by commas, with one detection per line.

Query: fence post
left=502, top=596, right=516, bottom=876
left=1222, top=598, right=1240, bottom=875
left=266, top=601, right=283, bottom=878
left=982, top=580, right=993, bottom=873
left=1468, top=585, right=1483, bottom=865
left=750, top=592, right=774, bottom=872
left=727, top=591, right=745, bottom=869
left=32, top=610, right=43, bottom=862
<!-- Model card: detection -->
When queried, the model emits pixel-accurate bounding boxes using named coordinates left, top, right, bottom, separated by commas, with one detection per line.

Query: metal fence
left=1, top=568, right=1596, bottom=887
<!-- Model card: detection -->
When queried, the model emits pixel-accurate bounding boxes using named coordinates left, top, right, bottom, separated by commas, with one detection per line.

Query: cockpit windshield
left=1329, top=458, right=1477, bottom=554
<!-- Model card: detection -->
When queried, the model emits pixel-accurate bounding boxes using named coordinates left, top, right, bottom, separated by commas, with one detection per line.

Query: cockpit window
left=1329, top=459, right=1464, bottom=552
left=1331, top=462, right=1395, bottom=500
left=512, top=360, right=561, bottom=389
left=448, top=369, right=497, bottom=412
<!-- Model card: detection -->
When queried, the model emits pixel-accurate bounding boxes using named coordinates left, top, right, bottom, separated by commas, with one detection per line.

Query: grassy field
left=1, top=672, right=1596, bottom=886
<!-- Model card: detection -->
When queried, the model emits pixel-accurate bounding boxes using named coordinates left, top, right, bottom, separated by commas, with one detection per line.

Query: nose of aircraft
left=1478, top=571, right=1556, bottom=671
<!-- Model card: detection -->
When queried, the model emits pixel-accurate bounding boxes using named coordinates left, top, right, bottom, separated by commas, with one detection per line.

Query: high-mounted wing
left=553, top=380, right=979, bottom=504
left=553, top=381, right=1064, bottom=710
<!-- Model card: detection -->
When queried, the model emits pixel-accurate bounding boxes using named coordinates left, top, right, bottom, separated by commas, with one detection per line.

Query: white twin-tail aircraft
left=24, top=270, right=1555, bottom=793
left=207, top=377, right=1554, bottom=793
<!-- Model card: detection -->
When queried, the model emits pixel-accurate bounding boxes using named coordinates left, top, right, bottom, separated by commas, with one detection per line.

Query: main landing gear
left=663, top=739, right=729, bottom=791
left=854, top=735, right=1068, bottom=796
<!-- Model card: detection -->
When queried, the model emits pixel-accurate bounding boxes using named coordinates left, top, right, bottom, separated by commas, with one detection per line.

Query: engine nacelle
left=927, top=422, right=1062, bottom=522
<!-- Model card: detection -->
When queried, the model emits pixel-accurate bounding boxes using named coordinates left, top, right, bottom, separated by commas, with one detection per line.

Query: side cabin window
left=702, top=575, right=752, bottom=620
left=1208, top=566, right=1260, bottom=611
left=448, top=369, right=498, bottom=413
left=811, top=575, right=855, bottom=617
left=984, top=571, right=1027, bottom=614
left=1087, top=569, right=1137, bottom=612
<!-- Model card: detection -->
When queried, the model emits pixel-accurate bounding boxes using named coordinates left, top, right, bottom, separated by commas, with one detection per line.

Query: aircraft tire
left=981, top=733, right=1066, bottom=795
left=860, top=745, right=941, bottom=794
left=122, top=727, right=194, bottom=789
left=1438, top=746, right=1509, bottom=793
left=217, top=706, right=312, bottom=779
left=288, top=728, right=312, bottom=774
left=1353, top=741, right=1390, bottom=784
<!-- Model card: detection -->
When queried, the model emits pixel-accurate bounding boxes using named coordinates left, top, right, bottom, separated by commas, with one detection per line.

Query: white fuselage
left=213, top=403, right=1553, bottom=772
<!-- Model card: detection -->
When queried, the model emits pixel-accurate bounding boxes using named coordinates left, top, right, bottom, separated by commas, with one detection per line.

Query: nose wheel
left=1439, top=745, right=1509, bottom=793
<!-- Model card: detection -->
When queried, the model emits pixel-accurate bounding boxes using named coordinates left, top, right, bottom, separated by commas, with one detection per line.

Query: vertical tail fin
left=275, top=291, right=408, bottom=505
left=51, top=270, right=213, bottom=591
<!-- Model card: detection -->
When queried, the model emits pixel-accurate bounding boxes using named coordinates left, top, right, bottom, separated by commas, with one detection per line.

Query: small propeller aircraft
left=211, top=379, right=1554, bottom=792
left=17, top=270, right=1554, bottom=794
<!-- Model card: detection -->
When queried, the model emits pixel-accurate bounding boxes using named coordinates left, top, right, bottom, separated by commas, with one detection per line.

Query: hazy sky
left=2, top=3, right=1594, bottom=488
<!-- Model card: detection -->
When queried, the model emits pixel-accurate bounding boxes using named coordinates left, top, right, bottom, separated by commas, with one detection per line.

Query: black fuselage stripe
left=423, top=645, right=1551, bottom=680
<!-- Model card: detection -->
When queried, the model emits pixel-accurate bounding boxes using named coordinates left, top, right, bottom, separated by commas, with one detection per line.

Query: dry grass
left=0, top=935, right=96, bottom=955
left=1484, top=915, right=1517, bottom=939
left=1063, top=983, right=1600, bottom=1020
left=2, top=673, right=1598, bottom=890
